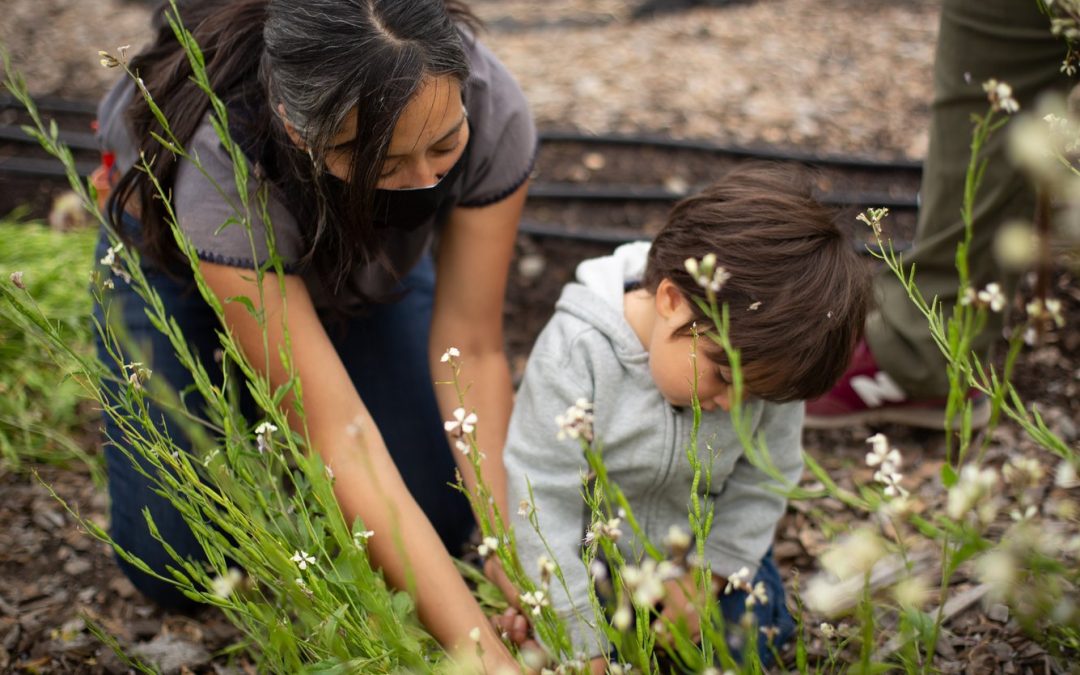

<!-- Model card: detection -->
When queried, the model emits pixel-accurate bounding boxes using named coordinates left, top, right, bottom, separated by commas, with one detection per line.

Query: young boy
left=502, top=164, right=870, bottom=666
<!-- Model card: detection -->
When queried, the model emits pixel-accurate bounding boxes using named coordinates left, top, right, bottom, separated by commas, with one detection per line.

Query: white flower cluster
left=856, top=207, right=890, bottom=237
left=983, top=79, right=1020, bottom=115
left=210, top=568, right=244, bottom=599
left=555, top=398, right=594, bottom=443
left=519, top=589, right=550, bottom=617
left=723, top=566, right=769, bottom=610
left=684, top=253, right=731, bottom=294
left=99, top=242, right=131, bottom=287
left=621, top=559, right=681, bottom=608
left=583, top=516, right=623, bottom=545
left=254, top=421, right=277, bottom=454
left=122, top=361, right=152, bottom=391
left=804, top=529, right=888, bottom=616
left=959, top=282, right=1007, bottom=313
left=866, top=433, right=908, bottom=499
left=477, top=536, right=499, bottom=558
left=947, top=464, right=1000, bottom=524
left=444, top=407, right=477, bottom=454
left=1027, top=297, right=1066, bottom=328
left=439, top=346, right=460, bottom=363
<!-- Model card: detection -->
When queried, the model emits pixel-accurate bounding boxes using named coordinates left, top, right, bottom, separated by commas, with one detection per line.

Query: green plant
left=0, top=216, right=101, bottom=479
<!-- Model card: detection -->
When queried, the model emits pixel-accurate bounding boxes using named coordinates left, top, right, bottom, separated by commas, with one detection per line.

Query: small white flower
left=744, top=581, right=768, bottom=609
left=947, top=464, right=999, bottom=522
left=454, top=438, right=471, bottom=455
left=590, top=560, right=608, bottom=582
left=324, top=464, right=335, bottom=481
left=1056, top=460, right=1079, bottom=488
left=1027, top=297, right=1066, bottom=328
left=537, top=555, right=557, bottom=586
left=255, top=420, right=277, bottom=453
left=477, top=536, right=499, bottom=557
left=622, top=559, right=667, bottom=608
left=819, top=622, right=837, bottom=639
left=856, top=207, right=889, bottom=236
left=724, top=566, right=752, bottom=594
left=353, top=530, right=375, bottom=545
left=98, top=50, right=121, bottom=68
left=518, top=499, right=532, bottom=517
left=520, top=589, right=550, bottom=616
left=663, top=525, right=691, bottom=556
left=210, top=568, right=243, bottom=599
left=984, top=79, right=1020, bottom=114
left=556, top=398, right=595, bottom=442
left=820, top=528, right=886, bottom=580
left=612, top=603, right=632, bottom=630
left=468, top=626, right=481, bottom=642
left=976, top=283, right=1007, bottom=312
left=291, top=550, right=316, bottom=570
left=440, top=347, right=461, bottom=363
left=444, top=407, right=477, bottom=435
left=865, top=433, right=900, bottom=470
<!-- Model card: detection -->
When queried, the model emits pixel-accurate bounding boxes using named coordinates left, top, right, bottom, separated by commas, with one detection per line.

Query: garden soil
left=3, top=0, right=1080, bottom=673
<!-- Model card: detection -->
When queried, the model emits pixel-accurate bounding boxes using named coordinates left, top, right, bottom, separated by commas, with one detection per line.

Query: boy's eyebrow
left=385, top=114, right=467, bottom=159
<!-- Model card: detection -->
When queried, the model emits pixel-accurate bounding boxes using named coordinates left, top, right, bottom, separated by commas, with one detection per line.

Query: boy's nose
left=709, top=391, right=731, bottom=412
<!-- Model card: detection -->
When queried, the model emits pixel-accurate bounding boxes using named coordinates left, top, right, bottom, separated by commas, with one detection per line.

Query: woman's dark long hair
left=110, top=0, right=478, bottom=304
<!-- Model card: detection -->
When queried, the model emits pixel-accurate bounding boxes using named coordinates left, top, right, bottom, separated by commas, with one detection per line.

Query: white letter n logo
left=850, top=372, right=906, bottom=408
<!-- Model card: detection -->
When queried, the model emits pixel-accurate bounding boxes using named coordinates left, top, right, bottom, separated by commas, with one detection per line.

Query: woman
left=94, top=0, right=534, bottom=666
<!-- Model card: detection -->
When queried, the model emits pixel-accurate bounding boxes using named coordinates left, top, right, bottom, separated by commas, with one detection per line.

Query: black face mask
left=371, top=147, right=468, bottom=231
left=313, top=144, right=459, bottom=234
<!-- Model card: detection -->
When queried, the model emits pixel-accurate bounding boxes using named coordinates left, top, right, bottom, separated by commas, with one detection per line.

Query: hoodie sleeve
left=503, top=332, right=610, bottom=659
left=702, top=400, right=805, bottom=579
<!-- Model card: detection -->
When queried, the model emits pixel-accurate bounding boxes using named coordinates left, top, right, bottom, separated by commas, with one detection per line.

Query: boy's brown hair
left=642, top=163, right=871, bottom=402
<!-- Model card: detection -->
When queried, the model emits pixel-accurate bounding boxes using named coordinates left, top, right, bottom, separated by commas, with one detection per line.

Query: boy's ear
left=654, top=278, right=691, bottom=323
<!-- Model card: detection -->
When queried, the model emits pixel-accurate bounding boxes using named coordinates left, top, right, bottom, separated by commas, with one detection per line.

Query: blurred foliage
left=0, top=213, right=102, bottom=480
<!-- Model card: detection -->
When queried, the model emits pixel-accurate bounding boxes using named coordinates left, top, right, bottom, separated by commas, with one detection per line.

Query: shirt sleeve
left=173, top=122, right=306, bottom=271
left=457, top=37, right=538, bottom=207
left=702, top=400, right=805, bottom=578
left=503, top=335, right=610, bottom=659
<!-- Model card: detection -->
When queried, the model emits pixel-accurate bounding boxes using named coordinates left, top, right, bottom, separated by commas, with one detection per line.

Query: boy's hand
left=490, top=606, right=532, bottom=646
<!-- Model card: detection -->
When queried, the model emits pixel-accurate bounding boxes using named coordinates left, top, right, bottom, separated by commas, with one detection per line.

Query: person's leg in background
left=95, top=226, right=223, bottom=611
left=808, top=0, right=1071, bottom=429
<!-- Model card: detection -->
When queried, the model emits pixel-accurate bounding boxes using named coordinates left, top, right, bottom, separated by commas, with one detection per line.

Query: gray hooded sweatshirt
left=503, top=242, right=804, bottom=657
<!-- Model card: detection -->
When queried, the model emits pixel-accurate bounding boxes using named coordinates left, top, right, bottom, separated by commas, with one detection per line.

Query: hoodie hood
left=555, top=241, right=652, bottom=361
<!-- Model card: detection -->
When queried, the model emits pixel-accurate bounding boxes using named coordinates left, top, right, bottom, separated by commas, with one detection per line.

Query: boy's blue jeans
left=93, top=225, right=474, bottom=610
left=717, top=550, right=795, bottom=667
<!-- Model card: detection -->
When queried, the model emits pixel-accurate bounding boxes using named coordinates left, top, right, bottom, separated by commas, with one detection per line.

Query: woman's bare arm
left=430, top=181, right=529, bottom=521
left=199, top=261, right=516, bottom=669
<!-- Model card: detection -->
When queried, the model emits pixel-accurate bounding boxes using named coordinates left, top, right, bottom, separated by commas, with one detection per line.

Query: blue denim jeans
left=93, top=225, right=474, bottom=609
left=717, top=550, right=795, bottom=667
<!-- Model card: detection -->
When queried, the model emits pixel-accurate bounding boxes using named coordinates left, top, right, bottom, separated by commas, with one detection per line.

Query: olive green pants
left=868, top=0, right=1070, bottom=398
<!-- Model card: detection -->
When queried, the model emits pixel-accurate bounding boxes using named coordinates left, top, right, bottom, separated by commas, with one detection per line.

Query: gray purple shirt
left=97, top=33, right=536, bottom=308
